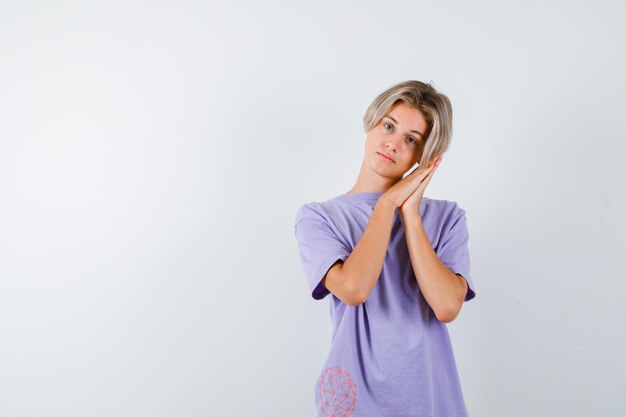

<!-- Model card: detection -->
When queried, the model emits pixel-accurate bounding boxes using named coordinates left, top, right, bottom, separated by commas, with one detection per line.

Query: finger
left=428, top=160, right=441, bottom=177
left=401, top=162, right=435, bottom=194
left=428, top=156, right=442, bottom=168
left=412, top=161, right=435, bottom=177
left=407, top=163, right=426, bottom=176
left=414, top=165, right=434, bottom=183
left=416, top=171, right=433, bottom=194
left=405, top=165, right=421, bottom=177
left=417, top=162, right=438, bottom=191
left=408, top=160, right=435, bottom=177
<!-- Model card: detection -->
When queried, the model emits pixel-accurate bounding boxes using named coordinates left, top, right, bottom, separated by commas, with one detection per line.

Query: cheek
left=365, top=135, right=381, bottom=149
left=409, top=148, right=422, bottom=165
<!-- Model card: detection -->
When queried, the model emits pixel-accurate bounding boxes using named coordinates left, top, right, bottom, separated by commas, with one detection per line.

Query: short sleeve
left=294, top=203, right=351, bottom=300
left=437, top=205, right=476, bottom=302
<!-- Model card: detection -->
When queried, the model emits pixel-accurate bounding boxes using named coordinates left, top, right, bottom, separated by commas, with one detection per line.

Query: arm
left=400, top=211, right=468, bottom=323
left=322, top=198, right=396, bottom=306
left=324, top=160, right=439, bottom=306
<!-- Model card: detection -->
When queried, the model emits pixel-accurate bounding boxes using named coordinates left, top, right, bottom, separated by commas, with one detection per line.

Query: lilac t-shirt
left=293, top=191, right=476, bottom=417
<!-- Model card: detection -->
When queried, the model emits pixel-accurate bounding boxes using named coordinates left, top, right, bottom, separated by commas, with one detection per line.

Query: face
left=363, top=102, right=429, bottom=180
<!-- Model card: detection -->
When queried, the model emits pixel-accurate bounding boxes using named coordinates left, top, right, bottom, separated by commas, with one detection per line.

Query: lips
left=377, top=152, right=395, bottom=163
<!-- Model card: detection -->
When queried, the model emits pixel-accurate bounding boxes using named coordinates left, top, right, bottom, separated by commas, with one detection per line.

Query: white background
left=1, top=1, right=625, bottom=416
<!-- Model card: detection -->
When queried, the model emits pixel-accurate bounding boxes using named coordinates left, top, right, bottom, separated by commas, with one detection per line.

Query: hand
left=398, top=155, right=443, bottom=217
left=380, top=156, right=441, bottom=209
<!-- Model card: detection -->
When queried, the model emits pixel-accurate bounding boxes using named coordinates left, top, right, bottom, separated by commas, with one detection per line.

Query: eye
left=406, top=136, right=418, bottom=145
left=383, top=122, right=394, bottom=131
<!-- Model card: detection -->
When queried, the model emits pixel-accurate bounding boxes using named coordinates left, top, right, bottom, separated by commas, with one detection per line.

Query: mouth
left=377, top=152, right=395, bottom=163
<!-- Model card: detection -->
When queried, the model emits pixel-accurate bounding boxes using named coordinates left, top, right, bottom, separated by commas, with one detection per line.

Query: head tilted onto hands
left=363, top=80, right=453, bottom=171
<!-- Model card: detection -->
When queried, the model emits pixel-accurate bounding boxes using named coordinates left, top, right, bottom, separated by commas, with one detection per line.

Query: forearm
left=400, top=211, right=466, bottom=322
left=341, top=197, right=396, bottom=302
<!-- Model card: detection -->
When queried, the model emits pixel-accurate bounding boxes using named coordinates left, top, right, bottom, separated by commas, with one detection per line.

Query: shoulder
left=294, top=197, right=339, bottom=226
left=422, top=198, right=470, bottom=248
left=423, top=196, right=466, bottom=217
left=294, top=201, right=322, bottom=225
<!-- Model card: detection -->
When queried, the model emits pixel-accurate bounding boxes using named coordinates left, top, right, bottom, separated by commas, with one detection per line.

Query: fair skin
left=322, top=102, right=468, bottom=323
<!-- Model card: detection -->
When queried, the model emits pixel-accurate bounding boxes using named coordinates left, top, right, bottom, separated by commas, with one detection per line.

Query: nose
left=384, top=133, right=402, bottom=151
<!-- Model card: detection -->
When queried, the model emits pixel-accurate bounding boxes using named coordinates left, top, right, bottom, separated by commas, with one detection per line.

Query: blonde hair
left=363, top=80, right=453, bottom=168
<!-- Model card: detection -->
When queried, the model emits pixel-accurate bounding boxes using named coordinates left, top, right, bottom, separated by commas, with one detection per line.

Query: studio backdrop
left=1, top=1, right=624, bottom=416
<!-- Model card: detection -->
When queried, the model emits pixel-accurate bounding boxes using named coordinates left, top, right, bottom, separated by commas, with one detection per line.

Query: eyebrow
left=384, top=115, right=425, bottom=139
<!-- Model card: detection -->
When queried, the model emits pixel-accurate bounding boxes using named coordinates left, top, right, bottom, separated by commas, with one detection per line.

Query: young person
left=293, top=80, right=477, bottom=417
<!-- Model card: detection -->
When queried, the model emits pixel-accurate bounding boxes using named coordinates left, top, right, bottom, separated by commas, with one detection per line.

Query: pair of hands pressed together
left=381, top=155, right=444, bottom=217
left=381, top=153, right=466, bottom=322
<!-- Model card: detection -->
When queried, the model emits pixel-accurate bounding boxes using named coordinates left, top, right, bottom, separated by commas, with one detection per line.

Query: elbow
left=345, top=299, right=362, bottom=307
left=435, top=304, right=461, bottom=323
left=323, top=265, right=367, bottom=307
left=346, top=289, right=368, bottom=307
left=437, top=276, right=467, bottom=323
left=345, top=284, right=368, bottom=307
left=437, top=312, right=455, bottom=324
left=337, top=270, right=368, bottom=306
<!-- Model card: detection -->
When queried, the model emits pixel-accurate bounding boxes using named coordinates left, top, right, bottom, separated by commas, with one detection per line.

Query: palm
left=399, top=157, right=442, bottom=216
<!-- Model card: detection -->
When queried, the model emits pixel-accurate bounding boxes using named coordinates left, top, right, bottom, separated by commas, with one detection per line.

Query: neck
left=345, top=160, right=401, bottom=195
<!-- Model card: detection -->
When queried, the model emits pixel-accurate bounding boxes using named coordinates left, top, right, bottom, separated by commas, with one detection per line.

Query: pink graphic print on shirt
left=319, top=366, right=357, bottom=416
